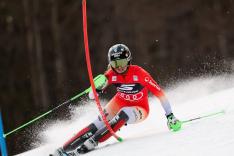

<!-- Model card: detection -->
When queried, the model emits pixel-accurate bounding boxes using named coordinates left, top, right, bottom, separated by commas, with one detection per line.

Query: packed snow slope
left=17, top=74, right=234, bottom=156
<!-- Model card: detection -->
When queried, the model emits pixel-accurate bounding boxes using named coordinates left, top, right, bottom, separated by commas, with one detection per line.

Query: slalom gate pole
left=0, top=111, right=8, bottom=156
left=82, top=0, right=123, bottom=142
left=182, top=110, right=225, bottom=124
left=4, top=88, right=91, bottom=138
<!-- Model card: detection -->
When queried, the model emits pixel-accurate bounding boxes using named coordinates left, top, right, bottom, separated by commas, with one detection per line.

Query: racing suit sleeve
left=102, top=68, right=113, bottom=89
left=140, top=67, right=172, bottom=116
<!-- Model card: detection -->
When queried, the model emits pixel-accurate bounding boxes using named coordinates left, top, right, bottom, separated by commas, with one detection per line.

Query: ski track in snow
left=16, top=74, right=234, bottom=156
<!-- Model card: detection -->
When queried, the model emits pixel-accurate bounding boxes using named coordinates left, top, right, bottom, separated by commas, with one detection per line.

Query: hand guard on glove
left=88, top=74, right=108, bottom=100
left=166, top=113, right=182, bottom=132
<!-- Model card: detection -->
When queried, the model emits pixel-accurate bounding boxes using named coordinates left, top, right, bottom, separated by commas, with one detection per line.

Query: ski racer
left=52, top=44, right=182, bottom=156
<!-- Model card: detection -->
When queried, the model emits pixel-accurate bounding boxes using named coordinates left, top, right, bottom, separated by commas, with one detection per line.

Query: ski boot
left=77, top=138, right=98, bottom=154
left=49, top=148, right=77, bottom=156
left=76, top=109, right=128, bottom=154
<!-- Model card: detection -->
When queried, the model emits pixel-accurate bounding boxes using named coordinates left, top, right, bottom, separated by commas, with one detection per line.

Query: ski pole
left=182, top=110, right=225, bottom=124
left=4, top=89, right=87, bottom=138
left=4, top=74, right=106, bottom=138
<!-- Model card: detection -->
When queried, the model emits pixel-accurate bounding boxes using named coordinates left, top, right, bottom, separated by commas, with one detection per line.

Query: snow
left=16, top=74, right=234, bottom=156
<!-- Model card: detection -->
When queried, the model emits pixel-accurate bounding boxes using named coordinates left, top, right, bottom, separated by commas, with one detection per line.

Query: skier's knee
left=94, top=109, right=113, bottom=130
left=121, top=107, right=147, bottom=124
left=97, top=110, right=129, bottom=143
left=63, top=123, right=98, bottom=151
left=107, top=109, right=129, bottom=127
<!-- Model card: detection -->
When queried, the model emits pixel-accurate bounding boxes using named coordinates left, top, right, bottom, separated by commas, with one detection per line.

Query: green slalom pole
left=182, top=110, right=225, bottom=124
left=4, top=74, right=107, bottom=138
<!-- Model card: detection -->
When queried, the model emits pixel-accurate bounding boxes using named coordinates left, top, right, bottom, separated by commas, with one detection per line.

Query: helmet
left=108, top=44, right=132, bottom=73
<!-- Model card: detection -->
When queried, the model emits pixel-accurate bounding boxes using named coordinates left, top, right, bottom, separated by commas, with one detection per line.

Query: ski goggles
left=110, top=59, right=129, bottom=68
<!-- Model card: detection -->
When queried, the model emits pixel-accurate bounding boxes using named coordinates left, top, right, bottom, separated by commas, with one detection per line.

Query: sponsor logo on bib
left=144, top=77, right=161, bottom=90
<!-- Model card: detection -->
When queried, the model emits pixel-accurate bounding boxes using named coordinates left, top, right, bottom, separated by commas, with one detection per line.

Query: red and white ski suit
left=103, top=65, right=171, bottom=123
left=63, top=65, right=172, bottom=150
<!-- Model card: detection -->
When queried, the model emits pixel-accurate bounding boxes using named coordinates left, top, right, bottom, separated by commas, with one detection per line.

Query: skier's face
left=114, top=66, right=128, bottom=74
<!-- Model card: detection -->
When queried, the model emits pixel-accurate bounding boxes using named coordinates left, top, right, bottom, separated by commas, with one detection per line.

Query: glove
left=88, top=74, right=107, bottom=100
left=93, top=74, right=108, bottom=90
left=166, top=113, right=182, bottom=132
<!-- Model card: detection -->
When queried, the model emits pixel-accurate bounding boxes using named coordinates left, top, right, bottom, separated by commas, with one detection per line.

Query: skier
left=52, top=44, right=182, bottom=156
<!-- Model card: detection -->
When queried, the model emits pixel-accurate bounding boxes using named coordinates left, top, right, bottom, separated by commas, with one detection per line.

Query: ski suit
left=62, top=65, right=172, bottom=153
left=103, top=65, right=171, bottom=121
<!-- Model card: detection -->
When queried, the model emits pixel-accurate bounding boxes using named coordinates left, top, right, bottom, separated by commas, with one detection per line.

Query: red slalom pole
left=82, top=0, right=123, bottom=142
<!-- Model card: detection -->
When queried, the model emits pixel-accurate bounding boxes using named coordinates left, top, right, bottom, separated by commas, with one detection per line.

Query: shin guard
left=63, top=123, right=97, bottom=152
left=94, top=110, right=129, bottom=143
